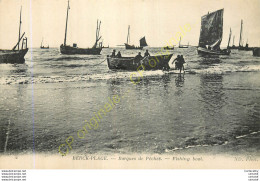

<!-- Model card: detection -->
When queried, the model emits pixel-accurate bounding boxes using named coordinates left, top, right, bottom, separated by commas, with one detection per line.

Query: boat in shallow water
left=60, top=0, right=102, bottom=55
left=197, top=9, right=230, bottom=56
left=0, top=6, right=28, bottom=64
left=124, top=26, right=148, bottom=50
left=107, top=54, right=173, bottom=71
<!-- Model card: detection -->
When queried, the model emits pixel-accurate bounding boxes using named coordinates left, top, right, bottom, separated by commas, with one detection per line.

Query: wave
left=165, top=130, right=260, bottom=153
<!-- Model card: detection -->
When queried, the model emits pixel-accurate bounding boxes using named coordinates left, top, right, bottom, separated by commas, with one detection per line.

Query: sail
left=198, top=9, right=224, bottom=49
left=140, top=36, right=148, bottom=47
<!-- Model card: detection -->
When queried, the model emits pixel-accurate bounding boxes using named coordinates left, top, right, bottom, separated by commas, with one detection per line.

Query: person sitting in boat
left=135, top=52, right=143, bottom=60
left=116, top=51, right=122, bottom=58
left=172, top=55, right=181, bottom=69
left=144, top=50, right=150, bottom=57
left=111, top=50, right=116, bottom=57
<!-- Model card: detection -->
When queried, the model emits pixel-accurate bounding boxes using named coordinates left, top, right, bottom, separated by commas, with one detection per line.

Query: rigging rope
left=90, top=58, right=106, bottom=66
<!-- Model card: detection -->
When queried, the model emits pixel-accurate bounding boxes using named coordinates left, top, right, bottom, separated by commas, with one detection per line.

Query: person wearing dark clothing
left=116, top=51, right=122, bottom=58
left=111, top=50, right=116, bottom=57
left=178, top=55, right=185, bottom=73
left=135, top=52, right=143, bottom=59
left=144, top=50, right=150, bottom=57
left=172, top=55, right=181, bottom=69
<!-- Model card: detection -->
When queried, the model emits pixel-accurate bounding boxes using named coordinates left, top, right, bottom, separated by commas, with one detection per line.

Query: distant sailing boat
left=0, top=6, right=28, bottom=64
left=124, top=25, right=148, bottom=50
left=230, top=35, right=237, bottom=49
left=238, top=20, right=252, bottom=51
left=197, top=9, right=231, bottom=55
left=60, top=0, right=102, bottom=55
left=40, top=38, right=49, bottom=49
left=227, top=28, right=232, bottom=49
left=179, top=37, right=188, bottom=48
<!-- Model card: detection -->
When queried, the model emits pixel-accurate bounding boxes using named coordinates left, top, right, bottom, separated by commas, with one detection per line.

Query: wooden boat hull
left=40, top=47, right=49, bottom=49
left=0, top=48, right=28, bottom=64
left=125, top=43, right=143, bottom=50
left=60, top=45, right=102, bottom=55
left=179, top=46, right=188, bottom=48
left=253, top=48, right=260, bottom=57
left=107, top=54, right=173, bottom=71
left=197, top=47, right=231, bottom=55
left=163, top=47, right=174, bottom=50
left=238, top=47, right=253, bottom=51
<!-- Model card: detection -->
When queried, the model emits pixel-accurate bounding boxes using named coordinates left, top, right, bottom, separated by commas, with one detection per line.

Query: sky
left=0, top=0, right=260, bottom=49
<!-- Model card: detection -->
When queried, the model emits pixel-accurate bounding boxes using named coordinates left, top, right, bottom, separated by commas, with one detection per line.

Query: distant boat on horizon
left=163, top=46, right=174, bottom=50
left=60, top=0, right=102, bottom=55
left=124, top=25, right=148, bottom=50
left=179, top=37, right=189, bottom=48
left=0, top=6, right=28, bottom=64
left=238, top=20, right=253, bottom=51
left=197, top=9, right=231, bottom=55
left=40, top=38, right=49, bottom=49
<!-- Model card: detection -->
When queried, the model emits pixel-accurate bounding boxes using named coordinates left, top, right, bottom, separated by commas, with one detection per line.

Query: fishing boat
left=102, top=45, right=109, bottom=48
left=40, top=38, right=49, bottom=49
left=163, top=46, right=174, bottom=50
left=107, top=53, right=173, bottom=71
left=124, top=25, right=148, bottom=50
left=197, top=9, right=231, bottom=55
left=0, top=7, right=28, bottom=64
left=229, top=35, right=238, bottom=49
left=179, top=37, right=189, bottom=48
left=227, top=28, right=232, bottom=49
left=237, top=20, right=253, bottom=51
left=253, top=48, right=260, bottom=57
left=60, top=0, right=102, bottom=55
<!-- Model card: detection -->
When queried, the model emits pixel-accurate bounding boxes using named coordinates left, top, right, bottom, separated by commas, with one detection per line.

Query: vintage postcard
left=0, top=0, right=259, bottom=169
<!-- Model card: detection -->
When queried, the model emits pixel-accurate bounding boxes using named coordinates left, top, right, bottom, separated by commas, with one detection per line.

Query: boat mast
left=41, top=38, right=43, bottom=47
left=179, top=36, right=181, bottom=47
left=232, top=36, right=235, bottom=46
left=18, top=6, right=22, bottom=50
left=64, top=0, right=70, bottom=46
left=127, top=25, right=130, bottom=44
left=239, top=20, right=243, bottom=47
left=93, top=20, right=101, bottom=48
left=227, top=28, right=232, bottom=48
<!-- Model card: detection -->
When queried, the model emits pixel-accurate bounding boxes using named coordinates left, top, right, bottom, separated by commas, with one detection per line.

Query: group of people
left=135, top=50, right=150, bottom=59
left=172, top=55, right=185, bottom=73
left=111, top=50, right=122, bottom=58
left=111, top=50, right=150, bottom=59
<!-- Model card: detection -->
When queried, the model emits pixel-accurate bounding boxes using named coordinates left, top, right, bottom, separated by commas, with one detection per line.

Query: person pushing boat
left=172, top=55, right=185, bottom=73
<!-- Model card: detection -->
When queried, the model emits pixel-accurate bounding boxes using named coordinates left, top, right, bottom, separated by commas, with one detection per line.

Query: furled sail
left=140, top=36, right=148, bottom=47
left=198, top=9, right=224, bottom=49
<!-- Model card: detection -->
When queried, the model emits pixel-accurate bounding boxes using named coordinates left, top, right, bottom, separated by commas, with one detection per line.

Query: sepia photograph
left=0, top=0, right=259, bottom=169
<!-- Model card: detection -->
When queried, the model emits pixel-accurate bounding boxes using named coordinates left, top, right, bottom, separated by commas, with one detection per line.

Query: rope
left=90, top=58, right=106, bottom=66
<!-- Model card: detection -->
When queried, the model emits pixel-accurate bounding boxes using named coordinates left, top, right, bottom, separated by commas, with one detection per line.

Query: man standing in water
left=172, top=55, right=185, bottom=73
left=179, top=55, right=185, bottom=73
